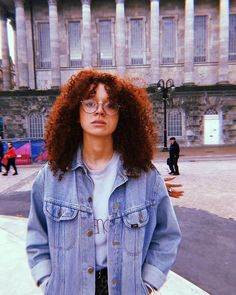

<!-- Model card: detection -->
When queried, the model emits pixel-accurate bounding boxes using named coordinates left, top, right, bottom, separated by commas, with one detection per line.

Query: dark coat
left=0, top=141, right=3, bottom=159
left=169, top=141, right=180, bottom=158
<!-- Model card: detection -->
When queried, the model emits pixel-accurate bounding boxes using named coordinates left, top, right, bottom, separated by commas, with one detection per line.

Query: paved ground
left=155, top=158, right=236, bottom=295
left=0, top=145, right=236, bottom=295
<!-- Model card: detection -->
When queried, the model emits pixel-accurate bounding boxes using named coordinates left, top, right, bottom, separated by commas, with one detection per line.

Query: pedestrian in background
left=0, top=136, right=3, bottom=173
left=2, top=142, right=18, bottom=176
left=26, top=69, right=181, bottom=295
left=167, top=137, right=180, bottom=175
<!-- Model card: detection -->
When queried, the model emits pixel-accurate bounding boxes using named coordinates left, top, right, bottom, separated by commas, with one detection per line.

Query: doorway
left=204, top=114, right=220, bottom=145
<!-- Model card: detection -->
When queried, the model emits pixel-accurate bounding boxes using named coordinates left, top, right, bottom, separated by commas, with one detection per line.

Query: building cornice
left=148, top=84, right=236, bottom=96
left=0, top=89, right=60, bottom=97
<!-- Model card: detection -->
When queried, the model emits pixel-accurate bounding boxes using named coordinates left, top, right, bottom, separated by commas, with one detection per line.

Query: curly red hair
left=45, top=69, right=157, bottom=177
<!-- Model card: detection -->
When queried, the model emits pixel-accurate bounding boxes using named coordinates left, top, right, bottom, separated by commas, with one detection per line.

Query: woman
left=2, top=142, right=18, bottom=176
left=0, top=136, right=3, bottom=173
left=26, top=70, right=181, bottom=295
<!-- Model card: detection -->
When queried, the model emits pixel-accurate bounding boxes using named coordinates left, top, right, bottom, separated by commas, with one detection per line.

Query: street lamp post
left=156, top=79, right=175, bottom=152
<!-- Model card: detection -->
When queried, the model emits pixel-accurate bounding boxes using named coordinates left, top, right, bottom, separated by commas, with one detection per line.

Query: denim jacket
left=26, top=150, right=181, bottom=295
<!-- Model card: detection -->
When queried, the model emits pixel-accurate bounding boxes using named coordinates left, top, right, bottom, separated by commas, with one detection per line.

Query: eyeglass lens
left=81, top=99, right=119, bottom=115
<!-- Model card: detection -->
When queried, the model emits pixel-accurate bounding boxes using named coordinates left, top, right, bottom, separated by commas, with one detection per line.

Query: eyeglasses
left=81, top=99, right=120, bottom=116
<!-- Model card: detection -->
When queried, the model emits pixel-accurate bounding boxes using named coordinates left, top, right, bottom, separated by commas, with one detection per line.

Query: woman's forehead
left=86, top=83, right=111, bottom=98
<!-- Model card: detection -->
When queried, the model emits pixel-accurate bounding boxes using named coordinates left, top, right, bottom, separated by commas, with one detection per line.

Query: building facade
left=0, top=0, right=236, bottom=146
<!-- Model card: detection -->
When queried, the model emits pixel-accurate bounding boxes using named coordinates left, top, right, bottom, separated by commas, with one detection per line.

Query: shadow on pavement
left=0, top=191, right=30, bottom=218
left=173, top=206, right=236, bottom=295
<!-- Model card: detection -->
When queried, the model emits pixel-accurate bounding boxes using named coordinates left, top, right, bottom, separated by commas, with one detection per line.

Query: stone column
left=218, top=0, right=229, bottom=84
left=0, top=7, right=11, bottom=90
left=14, top=0, right=29, bottom=89
left=48, top=0, right=61, bottom=88
left=81, top=0, right=92, bottom=68
left=150, top=0, right=160, bottom=84
left=115, top=0, right=126, bottom=75
left=10, top=18, right=18, bottom=89
left=184, top=0, right=194, bottom=84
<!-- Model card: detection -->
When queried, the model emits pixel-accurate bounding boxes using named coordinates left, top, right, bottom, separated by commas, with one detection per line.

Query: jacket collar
left=70, top=146, right=85, bottom=171
left=70, top=146, right=130, bottom=179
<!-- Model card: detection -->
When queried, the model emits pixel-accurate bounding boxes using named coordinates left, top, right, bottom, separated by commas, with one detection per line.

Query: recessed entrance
left=204, top=114, right=220, bottom=145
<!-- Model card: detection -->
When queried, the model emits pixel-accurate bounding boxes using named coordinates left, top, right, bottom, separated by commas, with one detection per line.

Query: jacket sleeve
left=26, top=167, right=52, bottom=286
left=142, top=173, right=182, bottom=290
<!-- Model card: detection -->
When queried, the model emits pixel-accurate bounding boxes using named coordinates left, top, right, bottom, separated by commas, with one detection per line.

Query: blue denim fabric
left=26, top=150, right=181, bottom=295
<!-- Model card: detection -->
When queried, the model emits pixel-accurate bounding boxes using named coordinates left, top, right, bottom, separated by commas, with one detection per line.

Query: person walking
left=168, top=137, right=180, bottom=175
left=26, top=69, right=181, bottom=295
left=2, top=142, right=18, bottom=176
left=0, top=136, right=3, bottom=173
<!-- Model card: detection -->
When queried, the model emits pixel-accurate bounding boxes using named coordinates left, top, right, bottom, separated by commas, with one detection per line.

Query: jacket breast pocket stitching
left=44, top=202, right=79, bottom=222
left=123, top=208, right=149, bottom=229
left=122, top=208, right=149, bottom=256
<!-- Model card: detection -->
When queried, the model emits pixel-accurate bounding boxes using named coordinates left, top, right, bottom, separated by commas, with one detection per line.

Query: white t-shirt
left=86, top=152, right=120, bottom=269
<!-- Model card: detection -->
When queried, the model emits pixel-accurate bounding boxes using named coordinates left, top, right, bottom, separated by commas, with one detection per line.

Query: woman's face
left=79, top=83, right=119, bottom=139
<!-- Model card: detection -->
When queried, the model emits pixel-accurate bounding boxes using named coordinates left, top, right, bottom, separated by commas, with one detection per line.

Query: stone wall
left=1, top=86, right=236, bottom=146
left=0, top=90, right=57, bottom=138
left=149, top=85, right=236, bottom=146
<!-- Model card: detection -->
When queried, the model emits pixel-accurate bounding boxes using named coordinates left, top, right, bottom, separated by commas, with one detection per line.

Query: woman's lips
left=91, top=120, right=106, bottom=125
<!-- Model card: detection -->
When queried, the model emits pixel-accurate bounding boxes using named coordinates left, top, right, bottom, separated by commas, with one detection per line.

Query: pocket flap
left=123, top=208, right=149, bottom=228
left=45, top=201, right=78, bottom=221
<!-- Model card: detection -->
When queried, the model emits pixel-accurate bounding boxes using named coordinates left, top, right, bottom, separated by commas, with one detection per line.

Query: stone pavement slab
left=0, top=215, right=209, bottom=295
left=154, top=158, right=236, bottom=295
left=0, top=216, right=41, bottom=295
left=0, top=166, right=40, bottom=195
left=155, top=159, right=236, bottom=220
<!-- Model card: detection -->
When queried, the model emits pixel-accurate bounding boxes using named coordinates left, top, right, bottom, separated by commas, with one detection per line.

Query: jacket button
left=112, top=241, right=120, bottom=246
left=112, top=279, right=118, bottom=286
left=88, top=196, right=93, bottom=203
left=87, top=267, right=94, bottom=274
left=112, top=203, right=120, bottom=209
left=87, top=230, right=93, bottom=237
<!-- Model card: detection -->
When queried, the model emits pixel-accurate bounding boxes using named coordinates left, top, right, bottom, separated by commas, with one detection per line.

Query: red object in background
left=2, top=157, right=7, bottom=166
left=16, top=154, right=32, bottom=165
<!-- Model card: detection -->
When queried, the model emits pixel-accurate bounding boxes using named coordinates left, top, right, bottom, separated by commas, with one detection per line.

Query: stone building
left=0, top=57, right=16, bottom=90
left=0, top=0, right=236, bottom=146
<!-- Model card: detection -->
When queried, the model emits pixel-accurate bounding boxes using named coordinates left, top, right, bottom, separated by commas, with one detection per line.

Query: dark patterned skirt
left=95, top=268, right=108, bottom=295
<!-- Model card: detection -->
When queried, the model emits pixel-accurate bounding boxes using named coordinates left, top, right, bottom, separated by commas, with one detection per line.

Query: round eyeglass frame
left=80, top=100, right=120, bottom=116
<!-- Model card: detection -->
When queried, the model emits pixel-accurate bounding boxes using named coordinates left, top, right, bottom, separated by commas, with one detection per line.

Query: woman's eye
left=106, top=102, right=117, bottom=109
left=85, top=101, right=96, bottom=107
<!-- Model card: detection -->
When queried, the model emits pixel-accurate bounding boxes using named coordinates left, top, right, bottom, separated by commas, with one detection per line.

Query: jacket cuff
left=142, top=263, right=166, bottom=290
left=31, top=259, right=51, bottom=285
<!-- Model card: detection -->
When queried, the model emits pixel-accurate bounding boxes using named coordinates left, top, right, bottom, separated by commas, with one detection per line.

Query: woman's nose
left=95, top=102, right=105, bottom=115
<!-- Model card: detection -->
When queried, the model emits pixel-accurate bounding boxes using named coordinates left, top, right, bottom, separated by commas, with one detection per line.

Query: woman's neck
left=82, top=136, right=114, bottom=170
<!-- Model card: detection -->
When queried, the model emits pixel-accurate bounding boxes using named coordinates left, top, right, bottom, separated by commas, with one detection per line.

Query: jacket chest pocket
left=122, top=207, right=149, bottom=255
left=44, top=201, right=79, bottom=250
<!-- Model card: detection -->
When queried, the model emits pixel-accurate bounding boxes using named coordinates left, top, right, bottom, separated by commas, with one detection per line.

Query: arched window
left=29, top=112, right=43, bottom=138
left=205, top=108, right=218, bottom=115
left=168, top=110, right=182, bottom=137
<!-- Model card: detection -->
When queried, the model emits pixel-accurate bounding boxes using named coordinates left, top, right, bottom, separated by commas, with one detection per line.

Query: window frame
left=128, top=17, right=146, bottom=66
left=37, top=22, right=51, bottom=69
left=160, top=16, right=177, bottom=65
left=68, top=20, right=82, bottom=68
left=96, top=18, right=115, bottom=67
left=194, top=15, right=208, bottom=63
left=167, top=109, right=183, bottom=138
left=229, top=14, right=236, bottom=62
left=28, top=112, right=44, bottom=139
